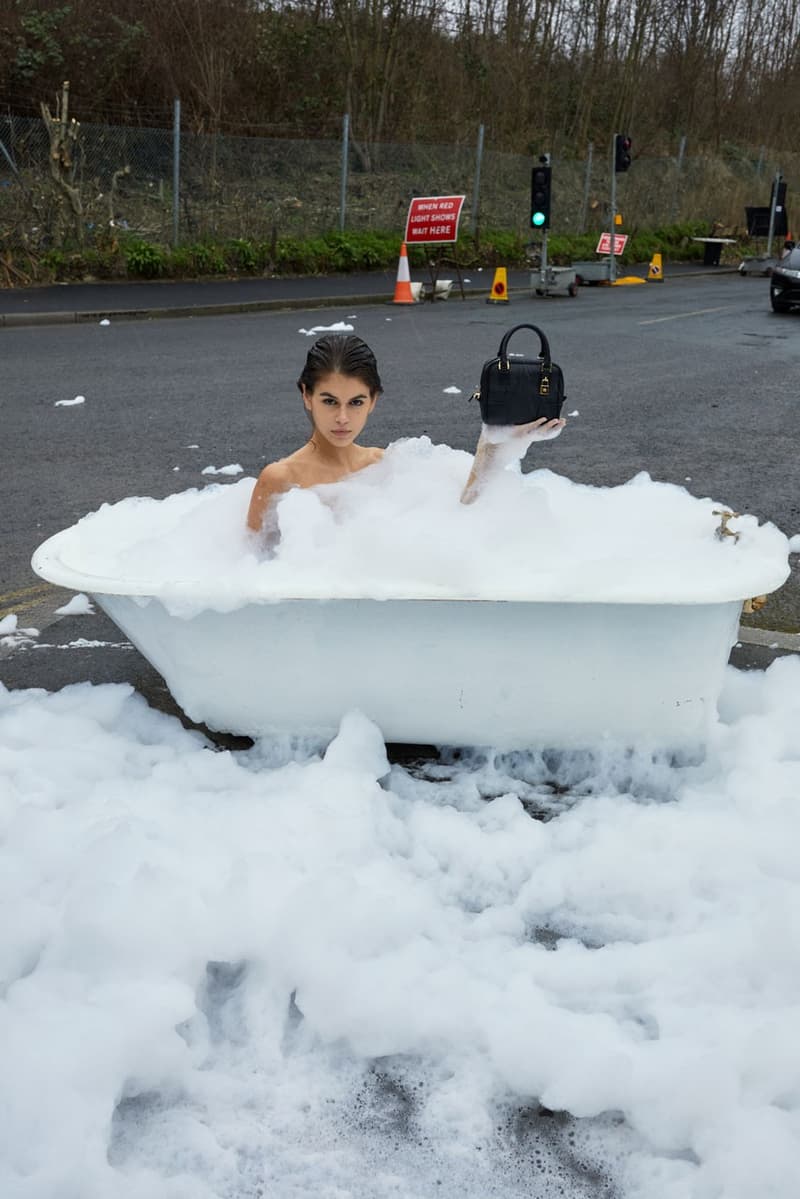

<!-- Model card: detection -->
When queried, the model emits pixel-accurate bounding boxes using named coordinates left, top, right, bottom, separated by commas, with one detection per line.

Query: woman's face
left=303, top=371, right=377, bottom=448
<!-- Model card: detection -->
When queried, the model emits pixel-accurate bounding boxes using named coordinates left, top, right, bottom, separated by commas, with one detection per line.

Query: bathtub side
left=94, top=595, right=742, bottom=749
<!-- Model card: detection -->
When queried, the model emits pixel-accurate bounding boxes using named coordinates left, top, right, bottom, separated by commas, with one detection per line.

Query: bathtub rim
left=31, top=523, right=790, bottom=609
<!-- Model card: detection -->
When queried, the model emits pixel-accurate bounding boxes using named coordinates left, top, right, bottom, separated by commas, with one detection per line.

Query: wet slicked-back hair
left=297, top=334, right=383, bottom=398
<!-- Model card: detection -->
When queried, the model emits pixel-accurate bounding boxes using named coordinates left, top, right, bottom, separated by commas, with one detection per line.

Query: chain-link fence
left=1, top=112, right=798, bottom=252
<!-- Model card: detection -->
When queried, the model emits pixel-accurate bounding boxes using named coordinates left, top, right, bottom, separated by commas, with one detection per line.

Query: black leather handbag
left=472, top=323, right=566, bottom=426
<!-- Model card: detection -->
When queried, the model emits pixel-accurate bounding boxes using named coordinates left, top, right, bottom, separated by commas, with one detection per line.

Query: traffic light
left=770, top=178, right=789, bottom=236
left=615, top=134, right=632, bottom=173
left=530, top=163, right=552, bottom=229
left=771, top=178, right=787, bottom=208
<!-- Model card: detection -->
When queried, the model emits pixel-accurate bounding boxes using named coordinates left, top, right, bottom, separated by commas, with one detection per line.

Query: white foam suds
left=55, top=593, right=94, bottom=616
left=2, top=659, right=800, bottom=1198
left=201, top=464, right=244, bottom=477
left=0, top=614, right=39, bottom=648
left=298, top=321, right=355, bottom=337
left=33, top=438, right=789, bottom=615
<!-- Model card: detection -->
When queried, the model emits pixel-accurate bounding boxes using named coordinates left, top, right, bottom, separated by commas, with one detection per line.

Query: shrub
left=313, top=231, right=400, bottom=272
left=192, top=243, right=228, bottom=274
left=169, top=246, right=196, bottom=276
left=274, top=236, right=319, bottom=273
left=40, top=249, right=69, bottom=279
left=226, top=238, right=260, bottom=273
left=81, top=247, right=119, bottom=279
left=124, top=239, right=167, bottom=278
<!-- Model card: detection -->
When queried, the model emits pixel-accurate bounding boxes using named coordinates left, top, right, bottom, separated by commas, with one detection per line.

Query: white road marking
left=638, top=305, right=734, bottom=325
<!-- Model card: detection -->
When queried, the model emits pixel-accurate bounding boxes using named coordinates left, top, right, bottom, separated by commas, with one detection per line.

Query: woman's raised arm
left=459, top=417, right=566, bottom=505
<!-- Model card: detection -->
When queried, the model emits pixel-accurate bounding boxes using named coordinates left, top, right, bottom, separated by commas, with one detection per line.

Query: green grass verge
left=24, top=223, right=714, bottom=284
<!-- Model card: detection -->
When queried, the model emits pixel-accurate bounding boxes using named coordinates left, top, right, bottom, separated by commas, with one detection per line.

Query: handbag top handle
left=497, top=323, right=552, bottom=370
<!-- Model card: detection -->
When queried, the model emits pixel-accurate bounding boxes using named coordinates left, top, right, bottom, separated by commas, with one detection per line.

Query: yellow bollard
left=648, top=252, right=664, bottom=282
left=486, top=266, right=509, bottom=304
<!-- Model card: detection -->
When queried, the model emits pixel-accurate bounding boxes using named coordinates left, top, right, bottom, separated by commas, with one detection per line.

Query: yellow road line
left=0, top=582, right=56, bottom=620
left=0, top=582, right=53, bottom=602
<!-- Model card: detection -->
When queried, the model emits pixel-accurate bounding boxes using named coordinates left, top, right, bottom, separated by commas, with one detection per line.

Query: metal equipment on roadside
left=527, top=241, right=578, bottom=297
left=571, top=257, right=615, bottom=285
left=739, top=170, right=788, bottom=276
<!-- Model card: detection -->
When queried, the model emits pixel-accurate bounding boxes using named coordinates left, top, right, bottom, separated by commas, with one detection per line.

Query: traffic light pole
left=609, top=134, right=617, bottom=284
left=766, top=169, right=782, bottom=259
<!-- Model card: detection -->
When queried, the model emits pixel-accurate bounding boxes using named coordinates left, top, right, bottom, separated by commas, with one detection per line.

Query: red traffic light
left=615, top=133, right=632, bottom=173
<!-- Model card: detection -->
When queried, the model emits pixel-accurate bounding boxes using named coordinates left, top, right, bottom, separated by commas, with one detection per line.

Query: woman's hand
left=482, top=417, right=567, bottom=445
left=516, top=416, right=566, bottom=441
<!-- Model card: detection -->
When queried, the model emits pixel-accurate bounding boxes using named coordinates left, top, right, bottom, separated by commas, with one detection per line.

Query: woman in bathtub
left=246, top=332, right=564, bottom=536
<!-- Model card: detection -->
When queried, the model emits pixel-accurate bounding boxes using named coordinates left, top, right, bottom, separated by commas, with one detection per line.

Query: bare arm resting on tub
left=246, top=462, right=294, bottom=536
left=460, top=417, right=566, bottom=505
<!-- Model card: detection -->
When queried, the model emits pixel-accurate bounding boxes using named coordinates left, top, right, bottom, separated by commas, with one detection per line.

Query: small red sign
left=596, top=232, right=629, bottom=255
left=404, top=195, right=466, bottom=244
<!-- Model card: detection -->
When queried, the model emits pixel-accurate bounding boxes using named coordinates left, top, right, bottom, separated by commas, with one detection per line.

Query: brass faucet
left=711, top=511, right=768, bottom=613
left=712, top=509, right=741, bottom=543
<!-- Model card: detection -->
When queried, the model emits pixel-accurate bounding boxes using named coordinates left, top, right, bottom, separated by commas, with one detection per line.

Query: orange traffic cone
left=487, top=266, right=509, bottom=303
left=392, top=243, right=415, bottom=304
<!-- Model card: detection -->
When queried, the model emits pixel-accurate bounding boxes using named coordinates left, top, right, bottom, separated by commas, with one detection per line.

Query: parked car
left=770, top=243, right=800, bottom=312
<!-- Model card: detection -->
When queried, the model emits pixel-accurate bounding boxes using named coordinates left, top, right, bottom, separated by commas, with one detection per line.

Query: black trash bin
left=703, top=240, right=722, bottom=266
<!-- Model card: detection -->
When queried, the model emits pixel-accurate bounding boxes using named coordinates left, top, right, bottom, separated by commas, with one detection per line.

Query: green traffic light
left=531, top=212, right=546, bottom=227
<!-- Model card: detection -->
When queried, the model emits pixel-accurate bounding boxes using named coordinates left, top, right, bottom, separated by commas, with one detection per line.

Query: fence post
left=172, top=97, right=180, bottom=247
left=579, top=141, right=593, bottom=232
left=470, top=122, right=485, bottom=236
left=339, top=113, right=349, bottom=232
left=0, top=136, right=20, bottom=178
left=673, top=135, right=686, bottom=222
left=676, top=134, right=686, bottom=172
left=766, top=169, right=782, bottom=258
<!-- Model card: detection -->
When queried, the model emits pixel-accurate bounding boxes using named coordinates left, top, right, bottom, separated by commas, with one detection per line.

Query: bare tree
left=40, top=80, right=84, bottom=244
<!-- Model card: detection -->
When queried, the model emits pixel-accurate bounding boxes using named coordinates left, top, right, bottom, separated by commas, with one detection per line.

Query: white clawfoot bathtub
left=32, top=516, right=746, bottom=747
left=32, top=457, right=791, bottom=750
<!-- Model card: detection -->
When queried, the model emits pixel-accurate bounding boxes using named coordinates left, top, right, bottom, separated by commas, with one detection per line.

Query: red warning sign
left=596, top=232, right=629, bottom=255
left=404, top=195, right=466, bottom=244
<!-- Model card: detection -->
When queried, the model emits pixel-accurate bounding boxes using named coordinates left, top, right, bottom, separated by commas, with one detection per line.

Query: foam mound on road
left=2, top=660, right=800, bottom=1197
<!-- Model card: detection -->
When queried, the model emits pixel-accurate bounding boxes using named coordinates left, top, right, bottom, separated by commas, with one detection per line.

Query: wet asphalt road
left=2, top=270, right=799, bottom=720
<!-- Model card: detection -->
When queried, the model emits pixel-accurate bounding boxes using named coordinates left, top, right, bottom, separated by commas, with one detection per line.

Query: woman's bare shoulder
left=364, top=446, right=385, bottom=464
left=255, top=457, right=298, bottom=486
left=247, top=459, right=298, bottom=532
